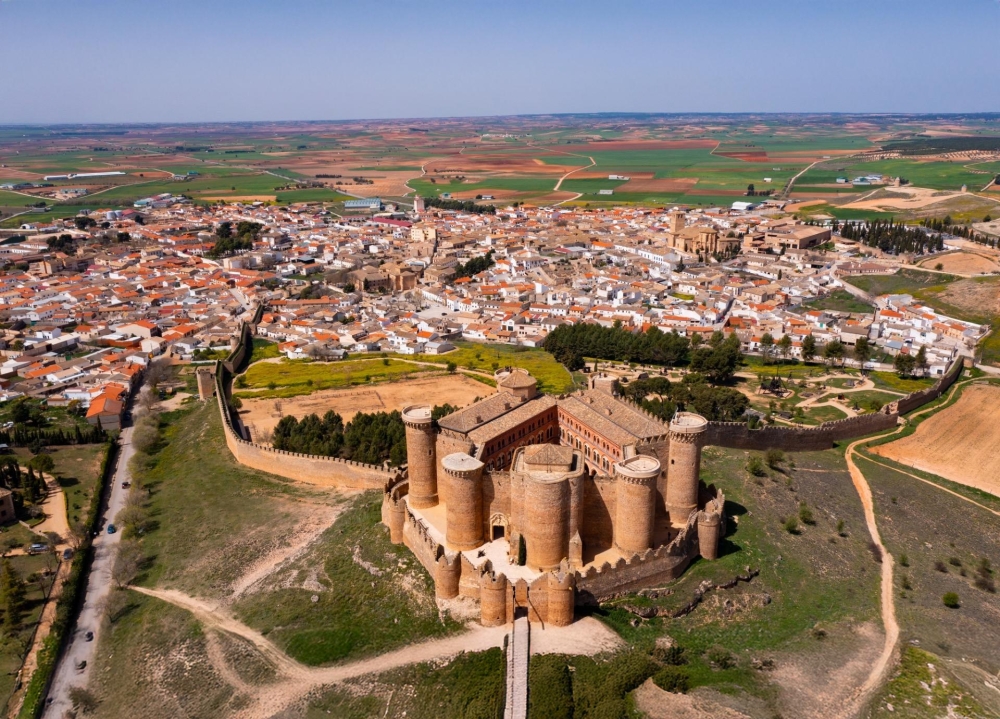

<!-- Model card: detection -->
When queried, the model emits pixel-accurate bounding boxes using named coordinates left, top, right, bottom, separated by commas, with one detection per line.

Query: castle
left=381, top=369, right=725, bottom=627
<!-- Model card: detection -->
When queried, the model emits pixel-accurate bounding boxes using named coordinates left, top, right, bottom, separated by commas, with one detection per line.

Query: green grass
left=837, top=390, right=901, bottom=409
left=843, top=269, right=960, bottom=298
left=133, top=403, right=319, bottom=599
left=803, top=290, right=875, bottom=314
left=248, top=337, right=281, bottom=363
left=88, top=594, right=246, bottom=719
left=873, top=647, right=989, bottom=719
left=233, top=491, right=461, bottom=665
left=583, top=446, right=880, bottom=707
left=13, top=444, right=104, bottom=526
left=307, top=648, right=504, bottom=719
left=799, top=158, right=992, bottom=192
left=799, top=404, right=848, bottom=425
left=855, top=453, right=1000, bottom=713
left=868, top=371, right=936, bottom=394
left=0, top=552, right=58, bottom=709
left=399, top=341, right=574, bottom=395
left=236, top=357, right=434, bottom=399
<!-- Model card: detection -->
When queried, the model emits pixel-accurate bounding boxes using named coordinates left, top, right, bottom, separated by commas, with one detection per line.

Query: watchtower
left=442, top=453, right=485, bottom=551
left=402, top=406, right=438, bottom=509
left=614, top=455, right=661, bottom=555
left=666, top=412, right=707, bottom=528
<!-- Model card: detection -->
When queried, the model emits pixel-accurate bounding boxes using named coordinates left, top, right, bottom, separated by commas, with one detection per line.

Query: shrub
left=69, top=685, right=99, bottom=713
left=798, top=502, right=815, bottom=525
left=942, top=592, right=960, bottom=608
left=706, top=646, right=735, bottom=670
left=653, top=666, right=690, bottom=693
left=974, top=576, right=996, bottom=593
left=652, top=644, right=687, bottom=666
left=934, top=560, right=948, bottom=573
left=901, top=575, right=913, bottom=591
left=948, top=557, right=962, bottom=567
left=746, top=455, right=766, bottom=477
left=528, top=656, right=573, bottom=719
left=899, top=553, right=909, bottom=567
left=765, top=448, right=785, bottom=469
left=836, top=519, right=846, bottom=537
left=782, top=516, right=799, bottom=534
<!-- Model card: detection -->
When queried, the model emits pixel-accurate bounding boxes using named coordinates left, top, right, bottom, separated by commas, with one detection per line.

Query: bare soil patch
left=620, top=177, right=699, bottom=193
left=632, top=679, right=755, bottom=718
left=874, top=384, right=1000, bottom=496
left=842, top=186, right=969, bottom=211
left=917, top=251, right=1000, bottom=274
left=933, top=277, right=1000, bottom=317
left=240, top=374, right=488, bottom=441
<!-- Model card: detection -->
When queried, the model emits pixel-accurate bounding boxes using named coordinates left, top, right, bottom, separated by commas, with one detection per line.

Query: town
left=0, top=193, right=988, bottom=433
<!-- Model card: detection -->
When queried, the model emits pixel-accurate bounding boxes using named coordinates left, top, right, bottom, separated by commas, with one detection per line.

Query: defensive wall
left=699, top=357, right=965, bottom=452
left=212, top=306, right=398, bottom=490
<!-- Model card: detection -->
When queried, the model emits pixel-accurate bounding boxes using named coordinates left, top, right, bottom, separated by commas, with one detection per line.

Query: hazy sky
left=1, top=0, right=998, bottom=123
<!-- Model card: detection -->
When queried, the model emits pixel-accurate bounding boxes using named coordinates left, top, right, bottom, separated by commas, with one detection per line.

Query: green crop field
left=800, top=159, right=992, bottom=192
left=399, top=341, right=575, bottom=394
left=236, top=357, right=434, bottom=398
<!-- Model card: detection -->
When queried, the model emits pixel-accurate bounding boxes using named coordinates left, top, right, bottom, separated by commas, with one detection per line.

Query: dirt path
left=842, top=435, right=899, bottom=716
left=31, top=475, right=71, bottom=541
left=227, top=498, right=353, bottom=601
left=130, top=583, right=621, bottom=719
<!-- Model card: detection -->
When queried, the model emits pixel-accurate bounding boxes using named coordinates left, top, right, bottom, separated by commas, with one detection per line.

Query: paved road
left=42, top=425, right=134, bottom=719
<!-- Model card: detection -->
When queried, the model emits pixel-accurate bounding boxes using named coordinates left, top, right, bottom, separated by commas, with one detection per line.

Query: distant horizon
left=3, top=110, right=1000, bottom=130
left=2, top=0, right=999, bottom=124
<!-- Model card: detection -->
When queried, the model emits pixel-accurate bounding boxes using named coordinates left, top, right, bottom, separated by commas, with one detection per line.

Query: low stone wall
left=575, top=510, right=702, bottom=602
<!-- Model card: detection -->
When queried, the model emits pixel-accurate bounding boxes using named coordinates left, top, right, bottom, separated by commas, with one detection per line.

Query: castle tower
left=382, top=490, right=406, bottom=544
left=413, top=194, right=425, bottom=213
left=435, top=552, right=461, bottom=599
left=196, top=369, right=215, bottom=401
left=480, top=572, right=508, bottom=626
left=402, top=406, right=438, bottom=509
left=522, top=457, right=572, bottom=572
left=442, top=453, right=485, bottom=551
left=614, top=455, right=661, bottom=555
left=545, top=572, right=576, bottom=627
left=666, top=412, right=708, bottom=528
left=697, top=510, right=722, bottom=560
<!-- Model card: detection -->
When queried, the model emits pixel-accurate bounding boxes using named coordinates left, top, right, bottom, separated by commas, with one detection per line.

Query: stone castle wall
left=213, top=310, right=397, bottom=490
left=704, top=411, right=898, bottom=451
left=890, top=355, right=964, bottom=415
left=575, top=509, right=703, bottom=602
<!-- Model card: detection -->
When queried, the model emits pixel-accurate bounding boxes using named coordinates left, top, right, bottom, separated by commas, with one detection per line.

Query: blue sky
left=0, top=0, right=997, bottom=123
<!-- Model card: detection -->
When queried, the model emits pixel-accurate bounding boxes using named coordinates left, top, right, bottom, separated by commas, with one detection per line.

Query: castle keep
left=382, top=369, right=725, bottom=626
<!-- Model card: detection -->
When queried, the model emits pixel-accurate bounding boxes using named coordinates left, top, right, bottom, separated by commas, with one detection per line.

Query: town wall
left=213, top=311, right=398, bottom=490
left=890, top=356, right=964, bottom=415
left=703, top=411, right=898, bottom=452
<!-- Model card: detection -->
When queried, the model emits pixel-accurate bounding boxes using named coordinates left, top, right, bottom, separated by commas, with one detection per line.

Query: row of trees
left=0, top=423, right=107, bottom=449
left=620, top=374, right=749, bottom=422
left=544, top=323, right=692, bottom=371
left=271, top=405, right=457, bottom=466
left=423, top=197, right=497, bottom=215
left=920, top=216, right=1000, bottom=250
left=838, top=219, right=944, bottom=255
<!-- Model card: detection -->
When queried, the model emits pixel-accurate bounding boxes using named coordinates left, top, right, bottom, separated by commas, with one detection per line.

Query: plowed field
left=873, top=384, right=1000, bottom=496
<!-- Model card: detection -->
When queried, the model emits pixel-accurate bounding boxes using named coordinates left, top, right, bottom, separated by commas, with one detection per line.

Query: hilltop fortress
left=381, top=369, right=725, bottom=626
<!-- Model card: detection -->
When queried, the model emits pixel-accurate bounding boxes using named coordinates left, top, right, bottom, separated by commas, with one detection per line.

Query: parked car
left=28, top=543, right=48, bottom=555
left=106, top=524, right=117, bottom=535
left=62, top=548, right=74, bottom=561
left=84, top=631, right=94, bottom=642
left=75, top=660, right=86, bottom=673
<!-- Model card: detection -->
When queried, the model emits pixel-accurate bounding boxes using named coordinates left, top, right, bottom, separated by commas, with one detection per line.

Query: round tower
left=614, top=455, right=660, bottom=555
left=480, top=572, right=508, bottom=626
left=382, top=490, right=406, bottom=544
left=546, top=572, right=576, bottom=627
left=435, top=553, right=460, bottom=599
left=403, top=406, right=438, bottom=509
left=523, top=471, right=570, bottom=571
left=666, top=412, right=708, bottom=528
left=697, top=510, right=722, bottom=560
left=442, top=453, right=485, bottom=551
